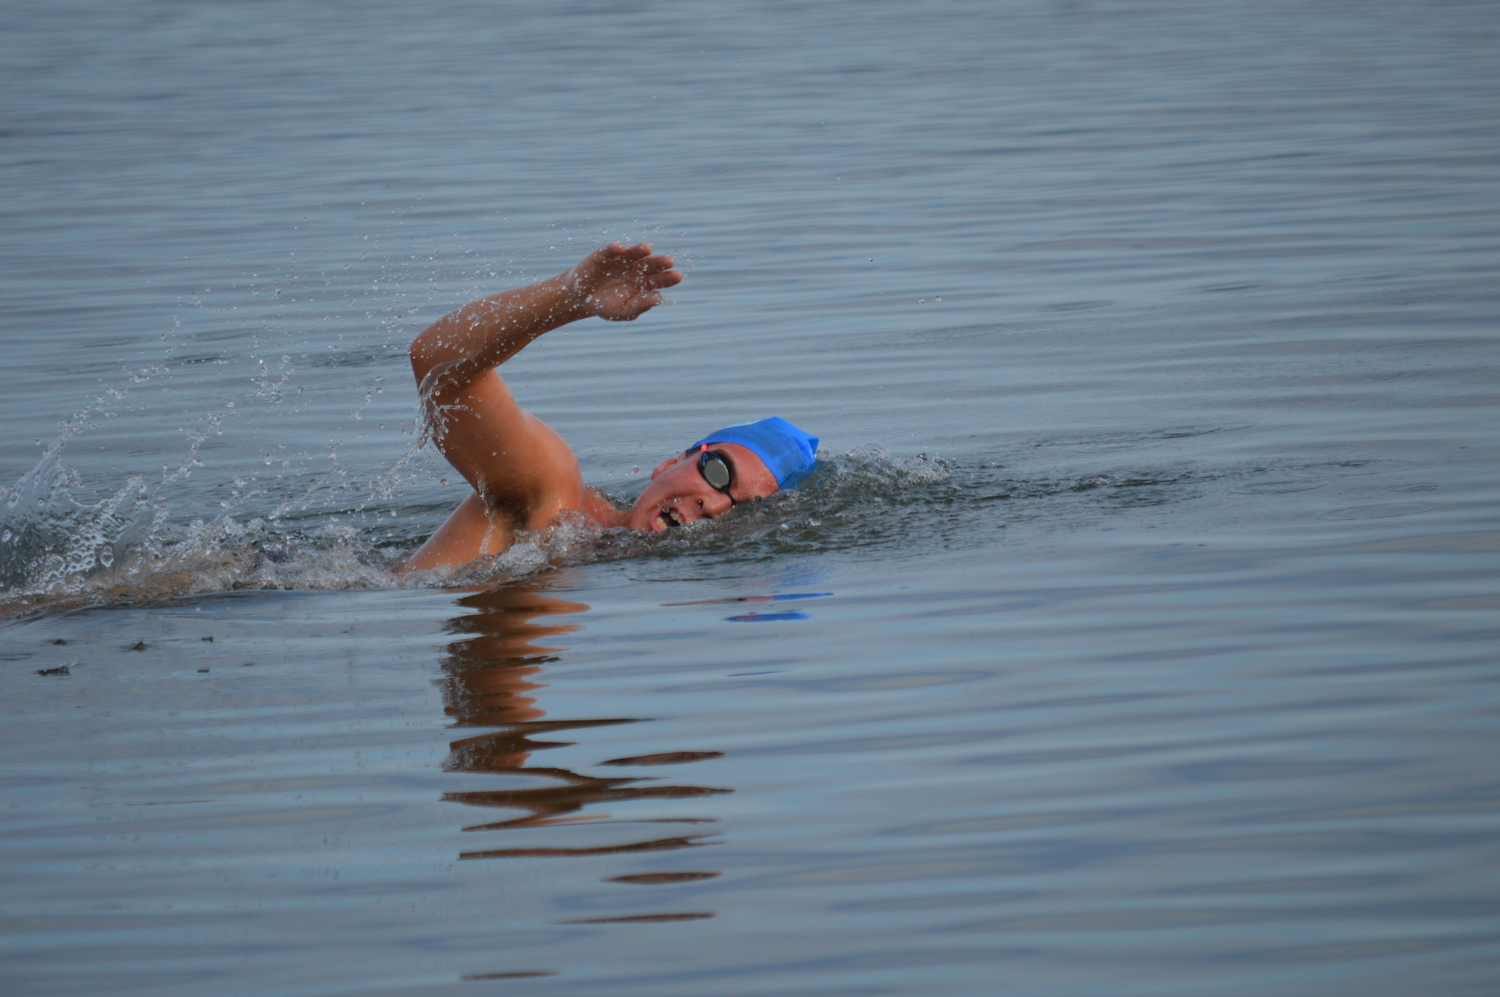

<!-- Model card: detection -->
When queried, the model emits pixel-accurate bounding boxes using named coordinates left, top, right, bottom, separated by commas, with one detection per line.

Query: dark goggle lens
left=700, top=451, right=732, bottom=491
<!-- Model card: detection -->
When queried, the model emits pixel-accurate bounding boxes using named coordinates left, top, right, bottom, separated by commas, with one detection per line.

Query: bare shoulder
left=397, top=416, right=595, bottom=574
left=510, top=409, right=598, bottom=529
left=422, top=367, right=580, bottom=518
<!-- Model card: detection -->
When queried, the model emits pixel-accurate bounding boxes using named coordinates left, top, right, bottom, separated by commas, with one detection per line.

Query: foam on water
left=3, top=420, right=1316, bottom=619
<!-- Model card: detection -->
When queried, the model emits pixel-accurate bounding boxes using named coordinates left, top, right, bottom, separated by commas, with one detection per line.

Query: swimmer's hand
left=567, top=242, right=683, bottom=322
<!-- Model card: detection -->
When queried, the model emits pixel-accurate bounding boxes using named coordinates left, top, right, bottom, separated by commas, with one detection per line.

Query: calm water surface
left=2, top=1, right=1499, bottom=994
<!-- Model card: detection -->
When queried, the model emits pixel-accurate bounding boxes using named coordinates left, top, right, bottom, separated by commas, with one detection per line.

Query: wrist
left=551, top=268, right=599, bottom=323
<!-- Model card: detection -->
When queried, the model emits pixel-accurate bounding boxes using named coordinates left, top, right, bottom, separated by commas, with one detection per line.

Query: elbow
left=411, top=338, right=460, bottom=394
left=409, top=347, right=430, bottom=389
left=414, top=357, right=466, bottom=404
left=409, top=327, right=441, bottom=387
left=409, top=314, right=455, bottom=387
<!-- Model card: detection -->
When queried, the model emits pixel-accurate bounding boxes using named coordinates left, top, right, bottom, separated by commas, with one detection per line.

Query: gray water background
left=3, top=0, right=1499, bottom=994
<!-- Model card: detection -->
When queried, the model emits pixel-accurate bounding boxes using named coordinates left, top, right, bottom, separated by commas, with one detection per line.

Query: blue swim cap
left=689, top=417, right=819, bottom=488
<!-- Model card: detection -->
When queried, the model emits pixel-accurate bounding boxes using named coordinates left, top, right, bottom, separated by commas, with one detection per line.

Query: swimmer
left=399, top=242, right=817, bottom=572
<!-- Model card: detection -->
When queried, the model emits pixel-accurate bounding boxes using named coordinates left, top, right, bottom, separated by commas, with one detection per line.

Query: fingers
left=635, top=247, right=681, bottom=288
left=591, top=242, right=628, bottom=264
left=586, top=242, right=682, bottom=304
left=599, top=241, right=651, bottom=260
left=598, top=241, right=677, bottom=267
left=612, top=244, right=682, bottom=284
left=600, top=242, right=672, bottom=265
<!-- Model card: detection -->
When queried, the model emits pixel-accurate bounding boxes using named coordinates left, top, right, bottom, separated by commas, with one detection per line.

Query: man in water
left=400, top=242, right=818, bottom=572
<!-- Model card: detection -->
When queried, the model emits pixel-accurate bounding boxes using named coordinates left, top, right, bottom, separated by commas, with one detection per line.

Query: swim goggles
left=697, top=446, right=736, bottom=504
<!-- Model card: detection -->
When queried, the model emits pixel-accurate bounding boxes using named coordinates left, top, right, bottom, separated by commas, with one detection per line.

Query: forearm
left=409, top=271, right=590, bottom=391
left=408, top=241, right=681, bottom=394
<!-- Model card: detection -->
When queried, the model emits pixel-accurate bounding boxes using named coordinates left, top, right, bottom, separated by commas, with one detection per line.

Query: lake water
left=3, top=1, right=1499, bottom=994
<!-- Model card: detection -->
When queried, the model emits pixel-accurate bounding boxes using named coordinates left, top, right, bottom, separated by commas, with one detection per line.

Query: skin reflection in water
left=436, top=575, right=729, bottom=882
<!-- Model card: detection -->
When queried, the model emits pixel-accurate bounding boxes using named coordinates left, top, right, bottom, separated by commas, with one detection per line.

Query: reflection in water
left=557, top=912, right=715, bottom=924
left=436, top=576, right=729, bottom=876
left=601, top=751, right=725, bottom=767
left=608, top=871, right=722, bottom=885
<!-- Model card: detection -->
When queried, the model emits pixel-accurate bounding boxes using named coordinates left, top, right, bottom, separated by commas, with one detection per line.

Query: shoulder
left=491, top=413, right=609, bottom=529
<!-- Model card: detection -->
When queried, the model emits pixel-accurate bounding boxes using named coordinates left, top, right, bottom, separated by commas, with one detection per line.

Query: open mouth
left=655, top=506, right=688, bottom=531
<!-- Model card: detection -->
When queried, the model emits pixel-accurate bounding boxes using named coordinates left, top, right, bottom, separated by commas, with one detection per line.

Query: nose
left=700, top=489, right=735, bottom=519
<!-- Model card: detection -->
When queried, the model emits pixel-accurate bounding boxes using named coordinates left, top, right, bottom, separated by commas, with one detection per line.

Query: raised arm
left=410, top=241, right=682, bottom=394
left=407, top=243, right=681, bottom=557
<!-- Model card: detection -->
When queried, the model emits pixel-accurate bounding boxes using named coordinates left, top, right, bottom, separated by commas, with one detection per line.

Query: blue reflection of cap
left=689, top=417, right=819, bottom=488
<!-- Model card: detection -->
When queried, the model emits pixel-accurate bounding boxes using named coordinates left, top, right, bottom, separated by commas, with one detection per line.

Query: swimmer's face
left=624, top=441, right=780, bottom=533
